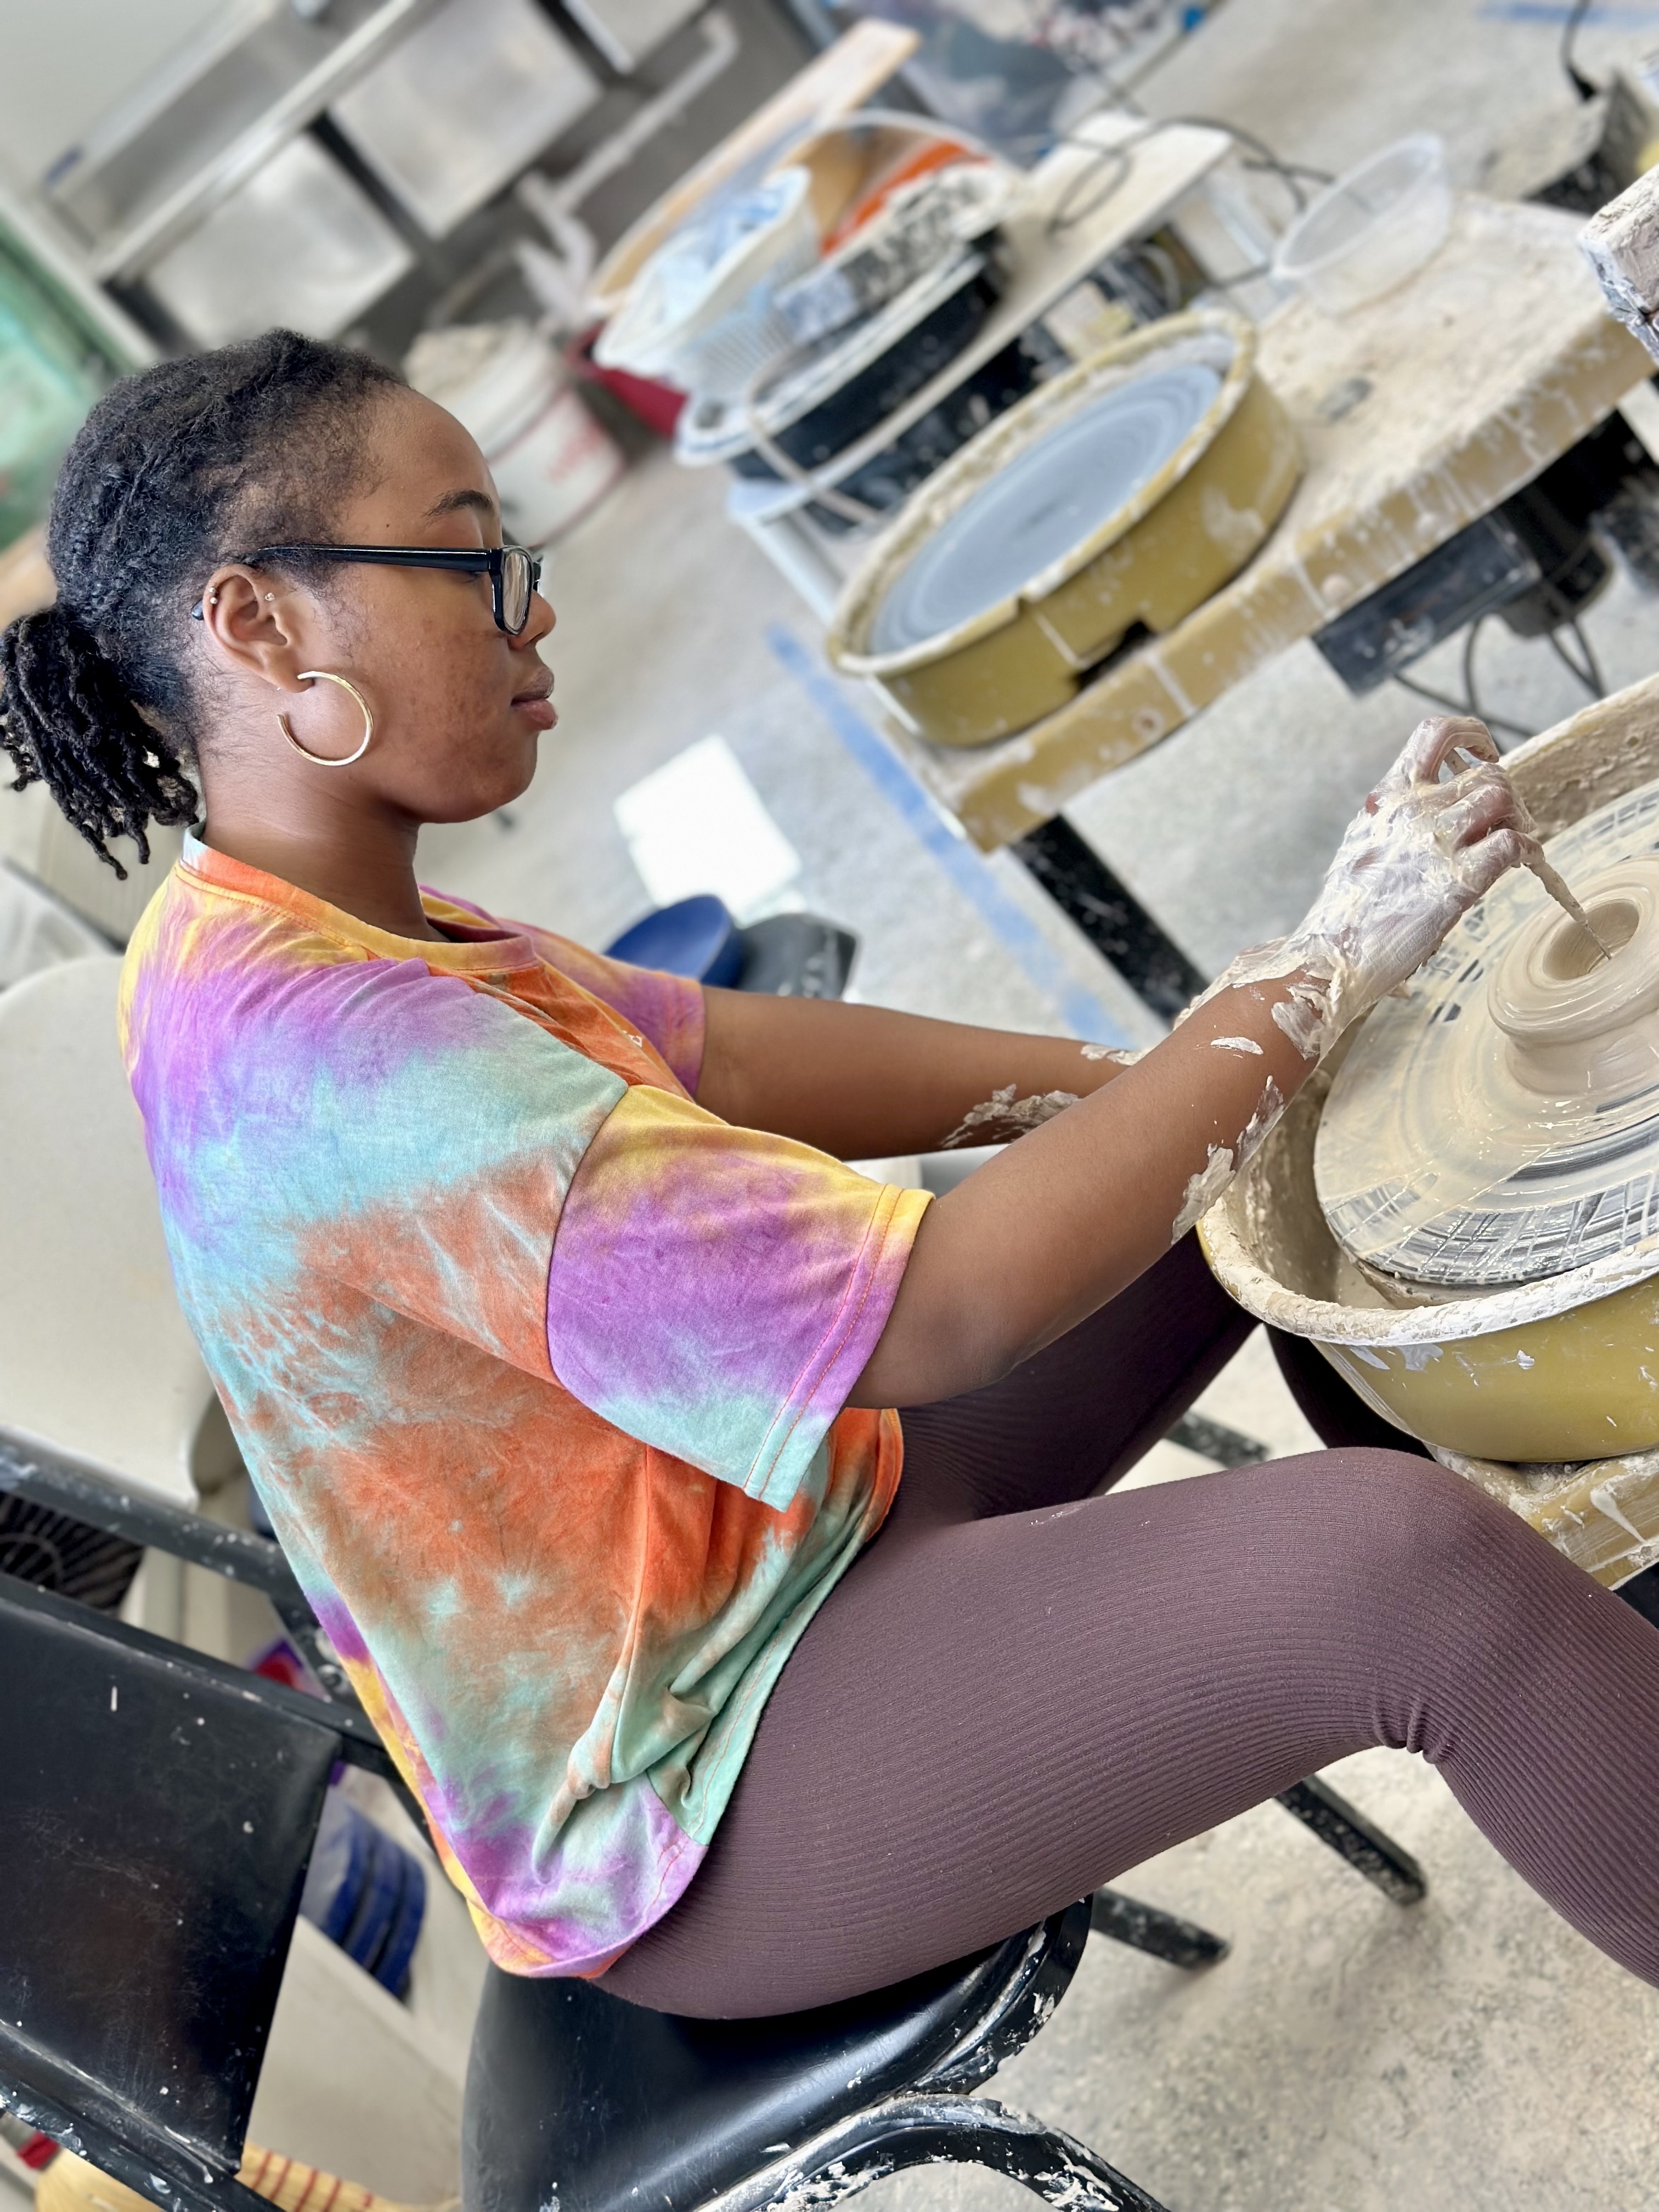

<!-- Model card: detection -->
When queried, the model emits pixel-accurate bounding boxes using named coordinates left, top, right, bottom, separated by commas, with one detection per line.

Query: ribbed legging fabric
left=600, top=1236, right=1659, bottom=2018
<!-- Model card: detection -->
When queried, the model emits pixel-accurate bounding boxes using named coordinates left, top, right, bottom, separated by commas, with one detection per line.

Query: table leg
left=727, top=496, right=845, bottom=620
left=1011, top=816, right=1206, bottom=1022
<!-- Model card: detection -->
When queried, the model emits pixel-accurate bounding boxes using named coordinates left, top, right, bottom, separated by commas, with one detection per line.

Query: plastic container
left=596, top=167, right=817, bottom=401
left=405, top=319, right=624, bottom=546
left=669, top=290, right=798, bottom=407
left=1271, top=134, right=1452, bottom=316
left=605, top=894, right=744, bottom=985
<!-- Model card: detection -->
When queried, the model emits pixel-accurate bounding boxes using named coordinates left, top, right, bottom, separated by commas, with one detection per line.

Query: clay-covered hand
left=1296, top=714, right=1532, bottom=1020
left=1198, top=715, right=1536, bottom=1061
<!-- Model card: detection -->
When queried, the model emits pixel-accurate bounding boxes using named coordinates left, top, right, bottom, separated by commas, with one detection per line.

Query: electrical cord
left=1045, top=137, right=1137, bottom=235
left=1561, top=0, right=1599, bottom=101
left=1392, top=670, right=1537, bottom=747
left=1043, top=110, right=1329, bottom=249
left=1462, top=612, right=1491, bottom=727
left=1547, top=618, right=1605, bottom=698
left=1393, top=608, right=1608, bottom=748
left=1161, top=114, right=1334, bottom=208
left=1137, top=234, right=1187, bottom=311
left=1548, top=627, right=1590, bottom=694
left=739, top=358, right=886, bottom=528
left=1573, top=615, right=1606, bottom=696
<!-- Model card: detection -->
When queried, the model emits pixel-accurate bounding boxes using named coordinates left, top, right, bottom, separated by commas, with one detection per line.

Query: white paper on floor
left=613, top=734, right=802, bottom=923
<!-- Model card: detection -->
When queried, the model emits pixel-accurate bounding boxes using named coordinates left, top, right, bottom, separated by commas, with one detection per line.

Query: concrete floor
left=417, top=4, right=1659, bottom=2204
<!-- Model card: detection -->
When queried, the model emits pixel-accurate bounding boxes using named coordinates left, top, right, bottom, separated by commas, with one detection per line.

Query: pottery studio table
left=836, top=191, right=1658, bottom=1023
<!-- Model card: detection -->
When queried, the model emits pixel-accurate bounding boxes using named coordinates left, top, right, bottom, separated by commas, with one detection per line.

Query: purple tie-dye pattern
left=119, top=838, right=924, bottom=1977
left=549, top=1086, right=922, bottom=1508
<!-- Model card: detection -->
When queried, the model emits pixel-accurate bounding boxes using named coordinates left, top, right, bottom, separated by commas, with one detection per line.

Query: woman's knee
left=1272, top=1444, right=1541, bottom=1619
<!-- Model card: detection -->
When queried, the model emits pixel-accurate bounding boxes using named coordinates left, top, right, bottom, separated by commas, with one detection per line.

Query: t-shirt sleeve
left=545, top=1084, right=931, bottom=1511
left=509, top=924, right=707, bottom=1097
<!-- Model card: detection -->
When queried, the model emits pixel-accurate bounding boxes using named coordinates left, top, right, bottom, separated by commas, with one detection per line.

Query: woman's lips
left=512, top=668, right=557, bottom=729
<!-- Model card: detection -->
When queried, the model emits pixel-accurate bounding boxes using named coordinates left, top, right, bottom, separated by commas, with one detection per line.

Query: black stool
left=464, top=1891, right=1226, bottom=2212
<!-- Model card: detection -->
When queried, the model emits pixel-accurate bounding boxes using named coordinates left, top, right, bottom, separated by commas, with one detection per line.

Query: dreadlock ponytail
left=0, top=330, right=400, bottom=880
left=0, top=603, right=196, bottom=879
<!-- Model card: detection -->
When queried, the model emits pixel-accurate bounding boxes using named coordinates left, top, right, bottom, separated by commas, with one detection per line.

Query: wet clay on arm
left=850, top=714, right=1539, bottom=1408
left=849, top=971, right=1314, bottom=1406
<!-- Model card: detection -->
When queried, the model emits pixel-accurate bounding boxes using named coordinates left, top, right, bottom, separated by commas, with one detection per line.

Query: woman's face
left=206, top=386, right=558, bottom=826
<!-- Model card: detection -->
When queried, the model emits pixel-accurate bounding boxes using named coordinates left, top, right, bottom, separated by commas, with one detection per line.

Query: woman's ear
left=196, top=568, right=309, bottom=694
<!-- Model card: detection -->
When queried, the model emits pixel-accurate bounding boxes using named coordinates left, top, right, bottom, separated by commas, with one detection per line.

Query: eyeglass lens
left=501, top=550, right=532, bottom=634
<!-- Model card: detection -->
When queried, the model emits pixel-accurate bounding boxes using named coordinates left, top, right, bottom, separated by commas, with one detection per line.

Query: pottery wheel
left=1314, top=773, right=1659, bottom=1290
left=675, top=250, right=991, bottom=464
left=866, top=360, right=1222, bottom=654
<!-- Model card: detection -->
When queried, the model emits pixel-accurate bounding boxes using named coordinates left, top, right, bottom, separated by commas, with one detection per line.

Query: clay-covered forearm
left=849, top=714, right=1542, bottom=1409
left=847, top=974, right=1314, bottom=1407
left=695, top=986, right=1129, bottom=1157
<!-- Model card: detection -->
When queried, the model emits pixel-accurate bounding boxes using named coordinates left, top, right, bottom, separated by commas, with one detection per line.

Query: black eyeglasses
left=192, top=543, right=544, bottom=635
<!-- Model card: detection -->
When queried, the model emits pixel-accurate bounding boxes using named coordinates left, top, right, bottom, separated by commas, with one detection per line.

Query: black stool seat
left=463, top=1902, right=1094, bottom=2212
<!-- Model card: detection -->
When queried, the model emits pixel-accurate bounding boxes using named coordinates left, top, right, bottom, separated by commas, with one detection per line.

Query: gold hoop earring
left=278, top=670, right=373, bottom=768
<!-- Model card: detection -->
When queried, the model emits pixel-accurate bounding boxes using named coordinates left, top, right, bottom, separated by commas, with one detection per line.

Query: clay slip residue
left=1171, top=1074, right=1285, bottom=1242
left=939, top=1082, right=1079, bottom=1149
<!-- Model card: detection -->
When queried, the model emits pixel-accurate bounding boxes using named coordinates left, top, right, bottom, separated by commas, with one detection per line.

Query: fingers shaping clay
left=1314, top=774, right=1659, bottom=1290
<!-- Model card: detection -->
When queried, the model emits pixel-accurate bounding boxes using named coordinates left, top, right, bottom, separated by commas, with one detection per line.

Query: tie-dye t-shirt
left=119, top=834, right=929, bottom=1977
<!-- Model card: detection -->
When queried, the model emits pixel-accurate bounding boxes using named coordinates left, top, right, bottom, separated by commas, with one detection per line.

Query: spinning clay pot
left=1202, top=692, right=1659, bottom=1476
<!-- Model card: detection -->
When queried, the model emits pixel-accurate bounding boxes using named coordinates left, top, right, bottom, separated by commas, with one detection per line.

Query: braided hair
left=0, top=330, right=401, bottom=877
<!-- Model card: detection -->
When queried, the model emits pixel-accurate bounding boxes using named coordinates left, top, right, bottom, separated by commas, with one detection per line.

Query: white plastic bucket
left=405, top=320, right=624, bottom=545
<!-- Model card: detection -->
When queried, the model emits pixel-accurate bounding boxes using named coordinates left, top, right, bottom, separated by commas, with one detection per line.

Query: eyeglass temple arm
left=238, top=544, right=500, bottom=571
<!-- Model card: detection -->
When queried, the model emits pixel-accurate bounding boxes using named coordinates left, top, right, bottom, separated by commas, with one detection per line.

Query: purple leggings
left=601, top=1238, right=1659, bottom=2017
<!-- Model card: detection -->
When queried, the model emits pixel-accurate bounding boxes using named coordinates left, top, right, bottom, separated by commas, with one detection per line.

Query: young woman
left=5, top=330, right=1658, bottom=2018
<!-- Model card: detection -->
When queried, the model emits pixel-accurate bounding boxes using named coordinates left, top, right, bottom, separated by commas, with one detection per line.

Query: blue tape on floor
left=1478, top=2, right=1659, bottom=20
left=766, top=623, right=1132, bottom=1046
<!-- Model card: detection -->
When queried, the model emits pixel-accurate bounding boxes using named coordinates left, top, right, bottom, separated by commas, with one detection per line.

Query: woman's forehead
left=341, top=388, right=498, bottom=537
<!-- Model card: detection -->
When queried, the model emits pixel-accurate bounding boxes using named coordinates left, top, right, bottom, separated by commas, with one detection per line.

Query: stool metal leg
left=1091, top=1887, right=1230, bottom=1968
left=712, top=2094, right=1172, bottom=2212
left=1277, top=1775, right=1426, bottom=1904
